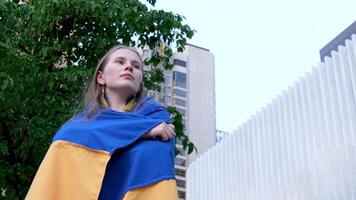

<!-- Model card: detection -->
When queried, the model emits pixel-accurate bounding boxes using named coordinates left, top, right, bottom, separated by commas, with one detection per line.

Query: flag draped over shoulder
left=26, top=97, right=176, bottom=200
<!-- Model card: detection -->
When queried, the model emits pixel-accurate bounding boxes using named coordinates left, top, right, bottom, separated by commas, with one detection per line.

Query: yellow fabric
left=26, top=140, right=110, bottom=200
left=123, top=98, right=136, bottom=112
left=101, top=94, right=136, bottom=111
left=100, top=94, right=110, bottom=108
left=123, top=179, right=178, bottom=200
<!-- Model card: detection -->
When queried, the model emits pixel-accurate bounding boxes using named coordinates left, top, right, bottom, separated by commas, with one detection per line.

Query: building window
left=165, top=75, right=172, bottom=86
left=175, top=168, right=186, bottom=177
left=175, top=157, right=186, bottom=166
left=174, top=88, right=186, bottom=98
left=164, top=96, right=172, bottom=105
left=176, top=179, right=186, bottom=188
left=173, top=71, right=186, bottom=88
left=165, top=87, right=172, bottom=96
left=174, top=98, right=186, bottom=107
left=176, top=147, right=186, bottom=157
left=173, top=59, right=187, bottom=67
left=178, top=191, right=186, bottom=199
left=176, top=107, right=186, bottom=116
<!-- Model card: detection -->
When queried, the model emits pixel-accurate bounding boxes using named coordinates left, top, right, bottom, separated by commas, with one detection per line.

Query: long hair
left=81, top=45, right=145, bottom=119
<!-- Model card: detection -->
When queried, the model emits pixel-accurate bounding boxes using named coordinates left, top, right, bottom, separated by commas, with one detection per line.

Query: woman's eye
left=134, top=65, right=140, bottom=69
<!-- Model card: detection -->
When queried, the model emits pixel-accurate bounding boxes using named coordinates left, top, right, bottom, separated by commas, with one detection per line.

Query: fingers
left=160, top=123, right=175, bottom=141
left=161, top=133, right=169, bottom=141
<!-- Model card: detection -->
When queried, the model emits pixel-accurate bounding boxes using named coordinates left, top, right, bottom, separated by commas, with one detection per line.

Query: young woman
left=26, top=45, right=178, bottom=200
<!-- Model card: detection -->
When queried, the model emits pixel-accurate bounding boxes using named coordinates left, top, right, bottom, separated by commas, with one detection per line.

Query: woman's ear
left=97, top=71, right=105, bottom=85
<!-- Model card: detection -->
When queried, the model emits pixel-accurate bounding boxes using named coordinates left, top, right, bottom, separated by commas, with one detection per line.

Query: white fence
left=186, top=34, right=356, bottom=200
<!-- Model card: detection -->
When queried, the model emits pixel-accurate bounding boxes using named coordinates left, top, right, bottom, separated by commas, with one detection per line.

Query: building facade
left=186, top=29, right=356, bottom=199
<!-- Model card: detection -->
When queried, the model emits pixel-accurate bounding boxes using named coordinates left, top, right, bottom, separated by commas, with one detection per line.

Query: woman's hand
left=143, top=122, right=175, bottom=141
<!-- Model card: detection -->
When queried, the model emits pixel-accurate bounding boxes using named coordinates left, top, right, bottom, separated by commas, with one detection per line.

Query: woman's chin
left=109, top=84, right=138, bottom=95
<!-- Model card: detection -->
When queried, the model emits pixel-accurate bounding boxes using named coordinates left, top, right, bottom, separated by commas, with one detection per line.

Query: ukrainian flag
left=26, top=97, right=177, bottom=200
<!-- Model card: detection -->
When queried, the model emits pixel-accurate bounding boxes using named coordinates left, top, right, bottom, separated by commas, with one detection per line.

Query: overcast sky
left=153, top=0, right=356, bottom=133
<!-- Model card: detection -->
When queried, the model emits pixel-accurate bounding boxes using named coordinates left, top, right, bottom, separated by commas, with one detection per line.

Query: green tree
left=0, top=0, right=196, bottom=199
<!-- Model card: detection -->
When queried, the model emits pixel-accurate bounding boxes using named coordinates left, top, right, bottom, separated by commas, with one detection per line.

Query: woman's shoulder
left=134, top=96, right=171, bottom=122
left=134, top=96, right=165, bottom=112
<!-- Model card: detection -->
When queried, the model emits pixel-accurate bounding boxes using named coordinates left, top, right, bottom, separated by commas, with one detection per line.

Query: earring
left=99, top=85, right=109, bottom=108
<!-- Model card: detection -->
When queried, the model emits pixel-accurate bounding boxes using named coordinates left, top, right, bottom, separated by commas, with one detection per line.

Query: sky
left=152, top=0, right=356, bottom=133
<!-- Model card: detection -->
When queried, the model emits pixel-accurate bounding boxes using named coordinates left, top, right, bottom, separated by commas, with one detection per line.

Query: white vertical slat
left=226, top=134, right=233, bottom=200
left=192, top=155, right=197, bottom=200
left=264, top=103, right=274, bottom=200
left=281, top=89, right=293, bottom=192
left=212, top=145, right=219, bottom=200
left=189, top=158, right=196, bottom=200
left=221, top=138, right=228, bottom=200
left=275, top=94, right=286, bottom=193
left=347, top=35, right=356, bottom=200
left=340, top=42, right=356, bottom=146
left=230, top=133, right=237, bottom=200
left=286, top=85, right=297, bottom=195
left=209, top=148, right=214, bottom=200
left=255, top=111, right=264, bottom=200
left=318, top=60, right=334, bottom=149
left=234, top=134, right=241, bottom=200
left=254, top=113, right=260, bottom=200
left=257, top=108, right=266, bottom=199
left=311, top=66, right=330, bottom=200
left=250, top=114, right=259, bottom=200
left=345, top=42, right=356, bottom=171
left=281, top=91, right=293, bottom=190
left=324, top=57, right=340, bottom=200
left=231, top=129, right=239, bottom=199
left=333, top=48, right=350, bottom=159
left=240, top=122, right=248, bottom=200
left=291, top=81, right=303, bottom=196
left=330, top=51, right=348, bottom=200
left=298, top=76, right=313, bottom=198
left=245, top=119, right=253, bottom=200
left=307, top=72, right=322, bottom=197
left=320, top=58, right=340, bottom=199
left=242, top=122, right=249, bottom=200
left=335, top=45, right=355, bottom=199
left=271, top=97, right=283, bottom=199
left=346, top=35, right=356, bottom=112
left=325, top=56, right=342, bottom=149
left=202, top=152, right=208, bottom=200
left=186, top=163, right=190, bottom=200
left=195, top=153, right=200, bottom=200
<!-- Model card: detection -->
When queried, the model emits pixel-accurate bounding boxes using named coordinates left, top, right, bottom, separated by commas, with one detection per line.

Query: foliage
left=0, top=0, right=194, bottom=199
left=167, top=106, right=197, bottom=156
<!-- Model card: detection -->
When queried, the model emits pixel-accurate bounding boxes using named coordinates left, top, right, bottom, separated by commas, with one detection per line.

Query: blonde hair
left=81, top=45, right=144, bottom=118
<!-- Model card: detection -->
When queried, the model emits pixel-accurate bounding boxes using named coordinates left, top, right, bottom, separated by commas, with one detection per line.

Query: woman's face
left=97, top=48, right=143, bottom=97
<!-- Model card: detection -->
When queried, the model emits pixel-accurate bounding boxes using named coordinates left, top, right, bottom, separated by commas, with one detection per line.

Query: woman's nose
left=124, top=63, right=133, bottom=72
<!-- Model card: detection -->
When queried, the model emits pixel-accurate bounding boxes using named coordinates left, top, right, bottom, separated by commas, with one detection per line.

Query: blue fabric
left=53, top=96, right=171, bottom=154
left=52, top=96, right=176, bottom=200
left=98, top=135, right=176, bottom=200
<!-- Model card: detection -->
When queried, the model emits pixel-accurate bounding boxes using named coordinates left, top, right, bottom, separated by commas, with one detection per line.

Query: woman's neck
left=105, top=89, right=130, bottom=112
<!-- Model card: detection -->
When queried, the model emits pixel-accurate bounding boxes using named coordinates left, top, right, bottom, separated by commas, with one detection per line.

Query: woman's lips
left=120, top=74, right=134, bottom=80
